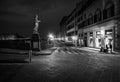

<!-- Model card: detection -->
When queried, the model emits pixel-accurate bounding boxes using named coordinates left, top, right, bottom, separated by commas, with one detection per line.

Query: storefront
left=84, top=33, right=88, bottom=47
left=105, top=29, right=113, bottom=50
left=78, top=33, right=84, bottom=46
left=89, top=32, right=94, bottom=47
left=78, top=19, right=116, bottom=50
left=95, top=31, right=101, bottom=48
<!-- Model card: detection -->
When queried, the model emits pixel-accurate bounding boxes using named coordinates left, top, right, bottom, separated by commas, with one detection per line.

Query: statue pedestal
left=31, top=32, right=41, bottom=51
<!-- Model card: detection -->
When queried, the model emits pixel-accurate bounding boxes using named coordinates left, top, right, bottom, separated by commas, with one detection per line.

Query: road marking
left=65, top=51, right=72, bottom=54
left=75, top=51, right=82, bottom=54
left=60, top=50, right=66, bottom=54
left=57, top=48, right=93, bottom=55
left=70, top=51, right=78, bottom=54
left=60, top=49, right=82, bottom=55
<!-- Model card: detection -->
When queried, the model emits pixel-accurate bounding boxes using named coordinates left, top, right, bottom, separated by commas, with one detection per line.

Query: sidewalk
left=32, top=47, right=57, bottom=55
left=76, top=47, right=120, bottom=56
left=0, top=48, right=28, bottom=54
left=0, top=47, right=57, bottom=55
left=0, top=47, right=57, bottom=63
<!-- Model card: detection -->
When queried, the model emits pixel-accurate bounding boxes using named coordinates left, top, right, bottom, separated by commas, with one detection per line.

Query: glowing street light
left=48, top=33, right=55, bottom=47
left=71, top=36, right=78, bottom=40
left=48, top=33, right=54, bottom=40
left=65, top=36, right=68, bottom=41
left=71, top=35, right=78, bottom=46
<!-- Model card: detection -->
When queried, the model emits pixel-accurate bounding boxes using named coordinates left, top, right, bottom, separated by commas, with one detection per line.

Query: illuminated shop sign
left=105, top=29, right=112, bottom=35
left=96, top=31, right=101, bottom=35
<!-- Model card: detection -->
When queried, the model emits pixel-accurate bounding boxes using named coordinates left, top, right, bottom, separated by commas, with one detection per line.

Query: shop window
left=90, top=32, right=93, bottom=36
left=96, top=31, right=101, bottom=37
left=105, top=29, right=113, bottom=36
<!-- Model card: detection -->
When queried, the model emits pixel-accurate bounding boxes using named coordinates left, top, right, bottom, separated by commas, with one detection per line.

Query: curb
left=32, top=47, right=57, bottom=55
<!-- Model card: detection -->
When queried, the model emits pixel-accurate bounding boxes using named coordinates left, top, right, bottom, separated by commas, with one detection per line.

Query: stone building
left=59, top=16, right=68, bottom=41
left=63, top=0, right=120, bottom=51
left=0, top=33, right=24, bottom=40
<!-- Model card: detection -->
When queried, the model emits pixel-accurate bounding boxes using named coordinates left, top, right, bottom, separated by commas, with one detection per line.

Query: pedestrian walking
left=109, top=41, right=112, bottom=53
left=99, top=43, right=104, bottom=52
left=99, top=37, right=105, bottom=52
left=105, top=44, right=109, bottom=53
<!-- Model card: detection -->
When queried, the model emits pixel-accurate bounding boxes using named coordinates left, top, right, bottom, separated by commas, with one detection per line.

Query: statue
left=33, top=14, right=41, bottom=33
left=32, top=14, right=41, bottom=51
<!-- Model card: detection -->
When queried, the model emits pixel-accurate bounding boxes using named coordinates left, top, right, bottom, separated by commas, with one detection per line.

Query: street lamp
left=71, top=35, right=78, bottom=46
left=48, top=33, right=55, bottom=47
left=71, top=36, right=78, bottom=41
left=48, top=33, right=54, bottom=40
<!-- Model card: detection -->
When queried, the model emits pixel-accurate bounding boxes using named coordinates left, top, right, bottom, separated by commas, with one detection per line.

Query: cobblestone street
left=0, top=47, right=119, bottom=82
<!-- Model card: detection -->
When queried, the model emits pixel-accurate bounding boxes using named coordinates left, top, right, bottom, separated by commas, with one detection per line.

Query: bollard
left=26, top=40, right=32, bottom=63
left=29, top=50, right=32, bottom=63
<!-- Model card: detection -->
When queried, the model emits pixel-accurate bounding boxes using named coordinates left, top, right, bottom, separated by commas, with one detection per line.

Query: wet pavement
left=0, top=47, right=119, bottom=82
left=0, top=40, right=120, bottom=82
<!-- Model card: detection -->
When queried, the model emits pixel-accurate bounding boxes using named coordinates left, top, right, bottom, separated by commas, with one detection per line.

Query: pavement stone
left=75, top=47, right=120, bottom=56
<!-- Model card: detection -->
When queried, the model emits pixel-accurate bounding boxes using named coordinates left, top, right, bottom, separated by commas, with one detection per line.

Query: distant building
left=59, top=16, right=68, bottom=41
left=0, top=33, right=24, bottom=40
left=61, top=0, right=120, bottom=51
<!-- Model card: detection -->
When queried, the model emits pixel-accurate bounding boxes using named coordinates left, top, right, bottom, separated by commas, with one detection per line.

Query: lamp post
left=71, top=35, right=78, bottom=46
left=48, top=34, right=54, bottom=40
left=25, top=40, right=32, bottom=63
left=48, top=33, right=55, bottom=47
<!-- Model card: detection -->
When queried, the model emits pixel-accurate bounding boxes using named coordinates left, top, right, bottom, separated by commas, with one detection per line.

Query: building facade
left=59, top=16, right=68, bottom=41
left=64, top=0, right=120, bottom=51
left=0, top=33, right=24, bottom=40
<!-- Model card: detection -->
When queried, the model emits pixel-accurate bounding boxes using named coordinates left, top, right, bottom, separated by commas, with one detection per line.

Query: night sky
left=0, top=0, right=80, bottom=37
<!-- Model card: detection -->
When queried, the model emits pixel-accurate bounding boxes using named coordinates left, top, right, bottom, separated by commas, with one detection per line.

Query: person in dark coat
left=105, top=44, right=109, bottom=53
left=109, top=41, right=112, bottom=53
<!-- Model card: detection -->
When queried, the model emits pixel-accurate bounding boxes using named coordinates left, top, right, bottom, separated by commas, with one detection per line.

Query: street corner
left=32, top=48, right=56, bottom=55
left=49, top=47, right=58, bottom=50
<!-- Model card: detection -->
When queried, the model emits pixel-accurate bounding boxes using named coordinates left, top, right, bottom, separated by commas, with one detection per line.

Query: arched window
left=94, top=8, right=102, bottom=23
left=103, top=1, right=115, bottom=19
left=88, top=13, right=93, bottom=25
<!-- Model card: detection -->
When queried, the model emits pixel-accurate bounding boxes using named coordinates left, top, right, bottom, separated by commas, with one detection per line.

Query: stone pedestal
left=31, top=32, right=41, bottom=51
